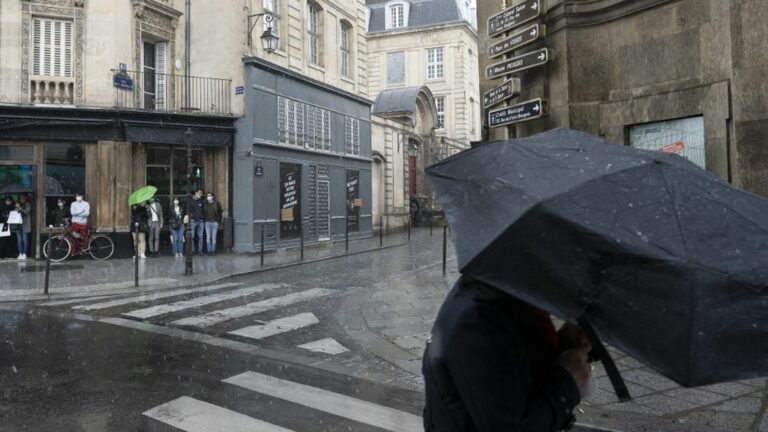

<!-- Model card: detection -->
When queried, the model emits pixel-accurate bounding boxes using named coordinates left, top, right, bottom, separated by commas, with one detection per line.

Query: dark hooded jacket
left=422, top=276, right=581, bottom=431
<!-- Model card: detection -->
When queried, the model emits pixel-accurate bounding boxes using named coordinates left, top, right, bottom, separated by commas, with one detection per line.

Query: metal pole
left=260, top=224, right=265, bottom=267
left=183, top=0, right=193, bottom=275
left=379, top=216, right=383, bottom=248
left=134, top=222, right=139, bottom=287
left=442, top=225, right=447, bottom=276
left=44, top=226, right=52, bottom=295
left=408, top=217, right=411, bottom=241
left=300, top=219, right=304, bottom=261
left=184, top=0, right=191, bottom=111
left=430, top=213, right=433, bottom=237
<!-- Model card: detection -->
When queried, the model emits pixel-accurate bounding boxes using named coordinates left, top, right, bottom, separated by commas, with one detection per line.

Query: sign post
left=488, top=98, right=546, bottom=128
left=488, top=24, right=546, bottom=59
left=486, top=48, right=548, bottom=80
left=488, top=0, right=542, bottom=38
left=483, top=78, right=521, bottom=110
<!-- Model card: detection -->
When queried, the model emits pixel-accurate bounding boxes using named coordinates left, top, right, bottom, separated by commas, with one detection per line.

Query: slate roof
left=367, top=0, right=463, bottom=33
left=372, top=86, right=436, bottom=126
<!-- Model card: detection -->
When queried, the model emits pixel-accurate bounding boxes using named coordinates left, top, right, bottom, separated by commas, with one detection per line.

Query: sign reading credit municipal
left=488, top=0, right=542, bottom=38
left=486, top=48, right=549, bottom=80
left=488, top=98, right=545, bottom=128
left=483, top=79, right=521, bottom=110
left=488, top=24, right=546, bottom=59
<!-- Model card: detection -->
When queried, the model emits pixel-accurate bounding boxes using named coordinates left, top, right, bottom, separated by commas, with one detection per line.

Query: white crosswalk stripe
left=222, top=371, right=423, bottom=432
left=121, top=283, right=286, bottom=319
left=171, top=288, right=337, bottom=328
left=297, top=337, right=350, bottom=355
left=39, top=295, right=119, bottom=307
left=71, top=282, right=242, bottom=311
left=228, top=312, right=319, bottom=340
left=143, top=396, right=294, bottom=432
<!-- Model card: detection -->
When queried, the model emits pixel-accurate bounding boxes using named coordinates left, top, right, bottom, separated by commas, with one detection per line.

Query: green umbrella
left=128, top=185, right=157, bottom=206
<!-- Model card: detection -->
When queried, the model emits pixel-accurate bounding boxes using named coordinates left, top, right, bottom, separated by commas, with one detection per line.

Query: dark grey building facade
left=233, top=58, right=373, bottom=252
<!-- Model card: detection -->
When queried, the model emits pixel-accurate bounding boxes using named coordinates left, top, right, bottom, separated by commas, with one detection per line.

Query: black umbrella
left=427, top=128, right=768, bottom=394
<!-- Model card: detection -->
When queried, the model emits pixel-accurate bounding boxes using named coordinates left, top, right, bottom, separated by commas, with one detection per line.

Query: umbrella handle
left=576, top=315, right=632, bottom=402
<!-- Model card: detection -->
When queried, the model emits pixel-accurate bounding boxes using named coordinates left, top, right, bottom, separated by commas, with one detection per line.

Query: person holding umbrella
left=128, top=186, right=157, bottom=259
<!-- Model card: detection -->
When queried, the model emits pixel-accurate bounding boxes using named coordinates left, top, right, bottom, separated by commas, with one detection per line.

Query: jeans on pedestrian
left=16, top=231, right=29, bottom=255
left=191, top=221, right=204, bottom=253
left=148, top=221, right=161, bottom=253
left=171, top=225, right=185, bottom=254
left=204, top=222, right=218, bottom=253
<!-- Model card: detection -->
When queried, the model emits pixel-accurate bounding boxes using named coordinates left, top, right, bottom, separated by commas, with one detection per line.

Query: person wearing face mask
left=146, top=197, right=164, bottom=257
left=1, top=197, right=15, bottom=258
left=14, top=194, right=32, bottom=260
left=168, top=197, right=186, bottom=258
left=187, top=189, right=206, bottom=255
left=52, top=198, right=70, bottom=227
left=203, top=193, right=223, bottom=256
left=69, top=192, right=90, bottom=253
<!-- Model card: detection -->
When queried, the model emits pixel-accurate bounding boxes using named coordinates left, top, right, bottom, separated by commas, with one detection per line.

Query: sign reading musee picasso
left=488, top=24, right=546, bottom=59
left=486, top=48, right=549, bottom=80
left=488, top=98, right=545, bottom=128
left=488, top=0, right=542, bottom=38
left=483, top=79, right=521, bottom=110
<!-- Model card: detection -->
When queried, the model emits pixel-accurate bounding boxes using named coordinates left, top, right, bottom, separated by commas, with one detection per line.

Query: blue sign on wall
left=235, top=86, right=245, bottom=95
left=113, top=74, right=133, bottom=91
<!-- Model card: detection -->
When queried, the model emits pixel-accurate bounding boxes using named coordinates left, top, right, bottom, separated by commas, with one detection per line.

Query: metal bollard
left=380, top=217, right=384, bottom=248
left=430, top=215, right=434, bottom=237
left=442, top=225, right=447, bottom=276
left=44, top=226, right=52, bottom=295
left=134, top=222, right=139, bottom=287
left=408, top=218, right=411, bottom=241
left=260, top=224, right=265, bottom=267
left=345, top=216, right=349, bottom=254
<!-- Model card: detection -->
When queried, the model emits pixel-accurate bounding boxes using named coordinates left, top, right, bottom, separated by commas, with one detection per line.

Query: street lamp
left=247, top=12, right=279, bottom=53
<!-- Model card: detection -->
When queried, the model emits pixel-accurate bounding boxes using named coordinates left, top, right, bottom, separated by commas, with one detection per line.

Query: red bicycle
left=43, top=222, right=115, bottom=262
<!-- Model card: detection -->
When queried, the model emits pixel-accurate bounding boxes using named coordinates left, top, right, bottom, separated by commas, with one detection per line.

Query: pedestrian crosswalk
left=39, top=281, right=351, bottom=358
left=143, top=370, right=423, bottom=432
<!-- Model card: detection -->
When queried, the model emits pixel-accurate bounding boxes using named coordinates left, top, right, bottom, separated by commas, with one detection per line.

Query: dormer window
left=384, top=1, right=409, bottom=30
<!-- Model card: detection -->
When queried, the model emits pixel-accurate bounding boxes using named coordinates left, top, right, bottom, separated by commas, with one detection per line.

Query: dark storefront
left=0, top=106, right=234, bottom=259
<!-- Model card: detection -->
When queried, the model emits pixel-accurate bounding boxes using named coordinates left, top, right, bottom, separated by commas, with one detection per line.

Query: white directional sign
left=488, top=98, right=545, bottom=128
left=483, top=79, right=521, bottom=110
left=488, top=24, right=546, bottom=59
left=488, top=0, right=542, bottom=38
left=486, top=48, right=549, bottom=80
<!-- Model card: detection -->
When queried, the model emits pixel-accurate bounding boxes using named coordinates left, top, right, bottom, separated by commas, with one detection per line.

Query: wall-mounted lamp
left=248, top=12, right=279, bottom=53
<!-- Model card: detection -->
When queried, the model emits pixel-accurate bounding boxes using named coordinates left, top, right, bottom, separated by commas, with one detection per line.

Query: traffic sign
left=486, top=48, right=549, bottom=80
left=488, top=24, right=546, bottom=59
left=483, top=79, right=520, bottom=110
left=488, top=98, right=545, bottom=128
left=488, top=0, right=542, bottom=38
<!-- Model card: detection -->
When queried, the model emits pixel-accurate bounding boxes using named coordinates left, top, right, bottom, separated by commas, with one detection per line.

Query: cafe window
left=44, top=143, right=86, bottom=226
left=146, top=146, right=204, bottom=210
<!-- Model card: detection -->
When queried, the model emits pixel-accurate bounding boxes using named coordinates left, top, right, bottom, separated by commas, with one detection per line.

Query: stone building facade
left=478, top=0, right=768, bottom=196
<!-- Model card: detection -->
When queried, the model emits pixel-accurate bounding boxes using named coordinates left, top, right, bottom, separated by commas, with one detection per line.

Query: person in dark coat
left=187, top=189, right=206, bottom=254
left=422, top=276, right=592, bottom=432
left=131, top=203, right=149, bottom=259
left=52, top=198, right=71, bottom=227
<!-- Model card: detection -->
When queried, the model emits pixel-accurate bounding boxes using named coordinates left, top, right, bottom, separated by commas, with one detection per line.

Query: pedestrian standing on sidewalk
left=422, top=275, right=593, bottom=431
left=204, top=192, right=222, bottom=256
left=52, top=198, right=70, bottom=227
left=168, top=197, right=186, bottom=258
left=147, top=197, right=164, bottom=257
left=13, top=194, right=32, bottom=260
left=188, top=189, right=205, bottom=255
left=0, top=197, right=15, bottom=258
left=69, top=192, right=90, bottom=253
left=131, top=203, right=148, bottom=259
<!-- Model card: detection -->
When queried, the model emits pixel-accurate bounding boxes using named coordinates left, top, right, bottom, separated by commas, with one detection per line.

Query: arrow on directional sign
left=483, top=78, right=521, bottom=110
left=486, top=48, right=549, bottom=80
left=488, top=24, right=546, bottom=59
left=488, top=0, right=542, bottom=38
left=488, top=98, right=546, bottom=128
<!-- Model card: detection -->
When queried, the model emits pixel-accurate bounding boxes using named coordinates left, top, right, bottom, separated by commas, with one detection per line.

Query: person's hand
left=558, top=322, right=585, bottom=351
left=556, top=339, right=593, bottom=395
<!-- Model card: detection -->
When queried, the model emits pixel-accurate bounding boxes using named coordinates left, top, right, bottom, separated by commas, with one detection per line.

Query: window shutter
left=33, top=19, right=42, bottom=75
left=278, top=97, right=287, bottom=144
left=63, top=21, right=72, bottom=77
left=297, top=103, right=305, bottom=147
left=353, top=119, right=359, bottom=155
left=32, top=18, right=72, bottom=77
left=43, top=19, right=52, bottom=76
left=155, top=42, right=167, bottom=109
left=322, top=110, right=331, bottom=151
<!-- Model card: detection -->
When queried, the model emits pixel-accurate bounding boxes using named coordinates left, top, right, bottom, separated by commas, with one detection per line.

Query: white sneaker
left=17, top=254, right=23, bottom=260
left=21, top=254, right=27, bottom=259
left=139, top=254, right=146, bottom=259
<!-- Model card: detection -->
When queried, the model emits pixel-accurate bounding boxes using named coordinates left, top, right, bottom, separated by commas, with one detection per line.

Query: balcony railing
left=30, top=76, right=75, bottom=105
left=112, top=69, right=232, bottom=115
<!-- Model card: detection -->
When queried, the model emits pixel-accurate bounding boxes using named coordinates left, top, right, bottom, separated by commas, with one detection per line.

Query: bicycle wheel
left=44, top=235, right=71, bottom=262
left=88, top=235, right=115, bottom=260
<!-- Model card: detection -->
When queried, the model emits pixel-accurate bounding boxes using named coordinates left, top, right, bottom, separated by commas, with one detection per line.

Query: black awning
left=125, top=125, right=232, bottom=147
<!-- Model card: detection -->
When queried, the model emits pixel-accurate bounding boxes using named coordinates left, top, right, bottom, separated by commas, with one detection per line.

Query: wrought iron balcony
left=111, top=69, right=232, bottom=115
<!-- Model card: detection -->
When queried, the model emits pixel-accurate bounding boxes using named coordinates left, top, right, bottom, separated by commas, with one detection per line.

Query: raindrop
left=11, top=365, right=17, bottom=373
left=628, top=203, right=634, bottom=208
left=753, top=323, right=758, bottom=328
left=606, top=163, right=613, bottom=170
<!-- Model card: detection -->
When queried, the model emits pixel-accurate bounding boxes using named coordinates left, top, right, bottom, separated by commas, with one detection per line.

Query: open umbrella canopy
left=128, top=185, right=157, bottom=206
left=426, top=128, right=768, bottom=387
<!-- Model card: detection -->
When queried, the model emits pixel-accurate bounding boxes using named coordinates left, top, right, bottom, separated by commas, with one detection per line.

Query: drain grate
left=20, top=265, right=85, bottom=273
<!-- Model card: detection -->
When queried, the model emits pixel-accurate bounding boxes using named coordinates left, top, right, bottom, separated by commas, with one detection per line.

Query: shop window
left=629, top=117, right=705, bottom=169
left=44, top=143, right=85, bottom=226
left=345, top=117, right=360, bottom=156
left=146, top=146, right=204, bottom=211
left=0, top=145, right=35, bottom=161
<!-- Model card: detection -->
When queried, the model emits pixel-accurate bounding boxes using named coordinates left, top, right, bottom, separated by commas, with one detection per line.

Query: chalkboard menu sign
left=280, top=163, right=302, bottom=239
left=346, top=170, right=360, bottom=232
